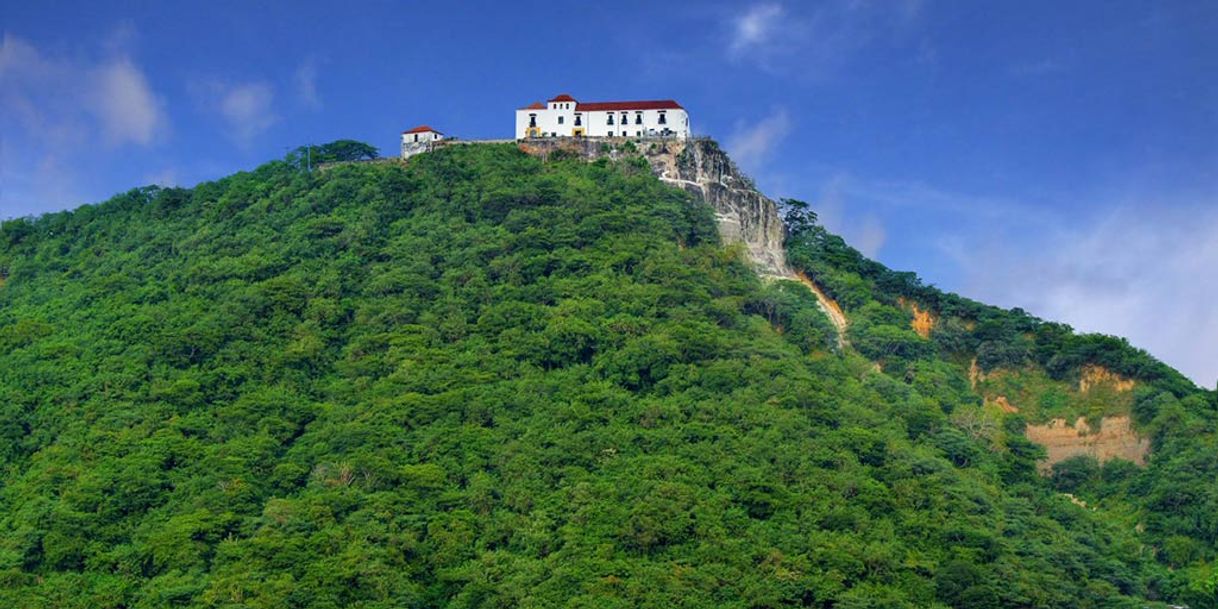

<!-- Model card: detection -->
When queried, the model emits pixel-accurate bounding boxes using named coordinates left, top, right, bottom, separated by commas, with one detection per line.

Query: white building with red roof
left=400, top=125, right=444, bottom=159
left=515, top=94, right=689, bottom=140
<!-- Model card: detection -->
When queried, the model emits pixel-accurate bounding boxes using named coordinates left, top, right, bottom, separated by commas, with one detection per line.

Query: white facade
left=401, top=126, right=444, bottom=159
left=515, top=94, right=690, bottom=140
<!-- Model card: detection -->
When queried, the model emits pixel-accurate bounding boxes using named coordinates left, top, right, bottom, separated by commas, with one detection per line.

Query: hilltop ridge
left=1, top=141, right=1216, bottom=608
left=516, top=137, right=789, bottom=276
left=515, top=137, right=863, bottom=347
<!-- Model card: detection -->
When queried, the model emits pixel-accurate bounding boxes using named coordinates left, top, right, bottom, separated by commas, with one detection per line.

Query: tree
left=1050, top=455, right=1100, bottom=492
left=290, top=140, right=380, bottom=167
left=779, top=198, right=818, bottom=239
left=1, top=141, right=1213, bottom=609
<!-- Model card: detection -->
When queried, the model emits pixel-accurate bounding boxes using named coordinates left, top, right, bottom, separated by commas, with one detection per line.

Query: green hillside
left=1, top=143, right=1215, bottom=608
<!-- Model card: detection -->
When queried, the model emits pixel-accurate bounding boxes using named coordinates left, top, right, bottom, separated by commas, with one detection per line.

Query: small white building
left=515, top=94, right=690, bottom=140
left=401, top=125, right=444, bottom=159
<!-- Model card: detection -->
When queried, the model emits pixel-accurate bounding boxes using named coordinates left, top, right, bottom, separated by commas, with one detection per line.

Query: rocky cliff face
left=513, top=138, right=858, bottom=347
left=1024, top=415, right=1150, bottom=472
left=645, top=140, right=789, bottom=277
left=516, top=138, right=790, bottom=277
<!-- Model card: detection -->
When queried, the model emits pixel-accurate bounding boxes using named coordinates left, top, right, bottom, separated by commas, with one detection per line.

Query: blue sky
left=2, top=0, right=1217, bottom=386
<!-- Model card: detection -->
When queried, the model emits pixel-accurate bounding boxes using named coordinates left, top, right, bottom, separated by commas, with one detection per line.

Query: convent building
left=515, top=94, right=690, bottom=140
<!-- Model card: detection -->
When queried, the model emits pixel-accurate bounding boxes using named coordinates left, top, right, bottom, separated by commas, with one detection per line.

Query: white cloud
left=721, top=1, right=926, bottom=77
left=729, top=4, right=785, bottom=57
left=196, top=80, right=278, bottom=145
left=0, top=32, right=166, bottom=216
left=953, top=203, right=1218, bottom=387
left=91, top=58, right=164, bottom=145
left=0, top=34, right=42, bottom=77
left=852, top=213, right=888, bottom=259
left=725, top=108, right=791, bottom=171
left=294, top=61, right=321, bottom=110
left=788, top=168, right=1217, bottom=386
left=802, top=173, right=896, bottom=258
left=221, top=82, right=276, bottom=138
left=0, top=33, right=166, bottom=148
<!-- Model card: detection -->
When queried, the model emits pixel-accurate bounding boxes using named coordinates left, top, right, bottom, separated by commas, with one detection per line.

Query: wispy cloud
left=950, top=201, right=1218, bottom=387
left=789, top=169, right=1038, bottom=260
left=294, top=60, right=321, bottom=110
left=802, top=168, right=1218, bottom=386
left=0, top=32, right=167, bottom=147
left=725, top=108, right=791, bottom=171
left=194, top=80, right=278, bottom=145
left=729, top=3, right=785, bottom=58
left=220, top=82, right=277, bottom=142
left=91, top=58, right=164, bottom=145
left=0, top=31, right=167, bottom=216
left=809, top=174, right=891, bottom=258
left=722, top=1, right=925, bottom=76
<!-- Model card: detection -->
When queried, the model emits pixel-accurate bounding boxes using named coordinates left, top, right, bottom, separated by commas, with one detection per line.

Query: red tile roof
left=575, top=100, right=683, bottom=111
left=547, top=93, right=577, bottom=102
left=520, top=102, right=545, bottom=110
left=402, top=125, right=441, bottom=134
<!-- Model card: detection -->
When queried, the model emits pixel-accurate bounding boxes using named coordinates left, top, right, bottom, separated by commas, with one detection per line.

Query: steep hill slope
left=0, top=143, right=1215, bottom=608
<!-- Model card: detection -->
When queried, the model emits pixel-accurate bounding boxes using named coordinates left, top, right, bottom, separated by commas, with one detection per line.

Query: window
left=574, top=114, right=582, bottom=126
left=620, top=112, right=628, bottom=125
left=658, top=112, right=667, bottom=125
left=607, top=115, right=614, bottom=125
left=635, top=112, right=643, bottom=125
left=529, top=114, right=537, bottom=127
left=558, top=116, right=564, bottom=125
left=636, top=131, right=642, bottom=137
left=413, top=134, right=419, bottom=142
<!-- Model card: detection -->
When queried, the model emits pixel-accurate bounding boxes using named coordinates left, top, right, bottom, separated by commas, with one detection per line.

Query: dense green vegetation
left=1, top=142, right=1215, bottom=607
left=780, top=200, right=1198, bottom=398
left=781, top=199, right=1218, bottom=607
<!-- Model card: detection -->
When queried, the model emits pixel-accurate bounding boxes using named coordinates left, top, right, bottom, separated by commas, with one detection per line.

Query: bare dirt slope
left=793, top=271, right=849, bottom=350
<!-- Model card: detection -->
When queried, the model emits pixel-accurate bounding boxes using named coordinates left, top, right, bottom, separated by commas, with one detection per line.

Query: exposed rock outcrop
left=794, top=271, right=850, bottom=350
left=989, top=395, right=1019, bottom=413
left=897, top=297, right=936, bottom=338
left=1024, top=415, right=1150, bottom=472
left=646, top=140, right=789, bottom=277
left=514, top=138, right=855, bottom=347
left=516, top=138, right=789, bottom=276
left=911, top=308, right=934, bottom=338
left=968, top=358, right=985, bottom=390
left=514, top=142, right=1156, bottom=479
left=1079, top=365, right=1136, bottom=393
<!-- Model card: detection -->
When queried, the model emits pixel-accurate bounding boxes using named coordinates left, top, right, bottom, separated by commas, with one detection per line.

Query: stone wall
left=400, top=140, right=436, bottom=160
